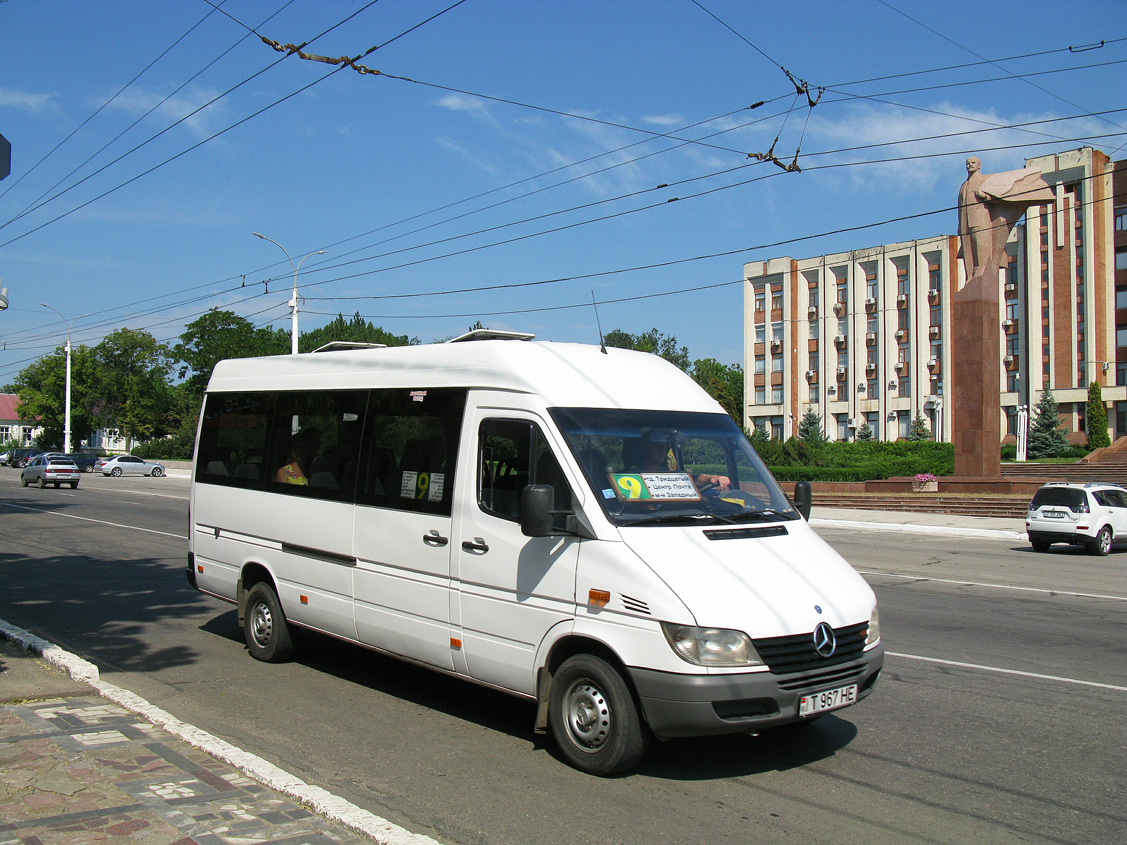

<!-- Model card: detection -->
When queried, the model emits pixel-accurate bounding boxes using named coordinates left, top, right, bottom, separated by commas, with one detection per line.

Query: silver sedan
left=21, top=456, right=81, bottom=489
left=96, top=455, right=166, bottom=477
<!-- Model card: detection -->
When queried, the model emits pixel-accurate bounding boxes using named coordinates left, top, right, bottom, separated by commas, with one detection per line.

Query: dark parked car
left=9, top=448, right=45, bottom=468
left=63, top=452, right=98, bottom=472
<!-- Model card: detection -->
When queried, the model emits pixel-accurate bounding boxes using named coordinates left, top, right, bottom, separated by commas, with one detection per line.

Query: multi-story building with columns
left=743, top=147, right=1124, bottom=444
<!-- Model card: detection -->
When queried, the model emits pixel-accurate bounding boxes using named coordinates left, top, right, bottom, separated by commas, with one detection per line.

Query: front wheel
left=1090, top=526, right=1112, bottom=556
left=244, top=582, right=294, bottom=662
left=150, top=467, right=164, bottom=477
left=38, top=477, right=46, bottom=489
left=111, top=467, right=122, bottom=476
left=549, top=654, right=649, bottom=776
left=20, top=476, right=28, bottom=487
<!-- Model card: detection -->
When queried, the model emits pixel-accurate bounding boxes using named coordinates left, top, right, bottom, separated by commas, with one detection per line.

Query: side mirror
left=793, top=480, right=812, bottom=521
left=520, top=484, right=555, bottom=537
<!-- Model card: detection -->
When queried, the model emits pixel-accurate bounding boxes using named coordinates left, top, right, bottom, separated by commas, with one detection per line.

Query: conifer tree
left=1086, top=382, right=1110, bottom=449
left=1028, top=387, right=1070, bottom=458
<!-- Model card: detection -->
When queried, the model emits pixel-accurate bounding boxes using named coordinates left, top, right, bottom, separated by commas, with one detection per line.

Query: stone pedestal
left=951, top=287, right=1001, bottom=478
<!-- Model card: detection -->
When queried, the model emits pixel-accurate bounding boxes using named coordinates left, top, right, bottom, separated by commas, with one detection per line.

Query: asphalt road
left=1, top=470, right=1123, bottom=845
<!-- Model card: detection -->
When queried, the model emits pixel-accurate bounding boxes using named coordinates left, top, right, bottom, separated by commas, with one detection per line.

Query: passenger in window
left=637, top=435, right=730, bottom=492
left=275, top=429, right=320, bottom=486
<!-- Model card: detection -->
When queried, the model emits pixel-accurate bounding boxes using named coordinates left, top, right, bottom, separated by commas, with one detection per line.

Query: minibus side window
left=479, top=419, right=572, bottom=528
left=266, top=390, right=367, bottom=502
left=195, top=392, right=276, bottom=489
left=356, top=388, right=467, bottom=516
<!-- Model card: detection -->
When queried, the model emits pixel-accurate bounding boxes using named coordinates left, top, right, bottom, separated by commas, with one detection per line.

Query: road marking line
left=0, top=500, right=186, bottom=540
left=887, top=651, right=1126, bottom=692
left=856, top=572, right=1122, bottom=603
left=0, top=618, right=442, bottom=845
left=860, top=570, right=1126, bottom=601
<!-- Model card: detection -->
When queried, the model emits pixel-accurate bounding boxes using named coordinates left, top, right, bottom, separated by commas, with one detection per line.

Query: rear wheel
left=1030, top=539, right=1051, bottom=552
left=244, top=582, right=294, bottom=662
left=549, top=654, right=649, bottom=776
left=70, top=481, right=79, bottom=489
left=53, top=482, right=60, bottom=488
left=83, top=465, right=93, bottom=473
left=38, top=477, right=46, bottom=489
left=1090, top=526, right=1112, bottom=556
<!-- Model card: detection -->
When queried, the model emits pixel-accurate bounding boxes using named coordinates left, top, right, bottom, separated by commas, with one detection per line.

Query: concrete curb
left=810, top=517, right=1027, bottom=542
left=0, top=618, right=442, bottom=845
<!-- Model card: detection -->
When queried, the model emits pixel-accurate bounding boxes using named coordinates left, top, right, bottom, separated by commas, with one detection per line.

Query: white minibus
left=187, top=331, right=882, bottom=775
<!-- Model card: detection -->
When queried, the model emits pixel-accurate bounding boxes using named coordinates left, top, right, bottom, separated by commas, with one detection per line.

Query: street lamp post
left=253, top=233, right=327, bottom=355
left=39, top=303, right=88, bottom=454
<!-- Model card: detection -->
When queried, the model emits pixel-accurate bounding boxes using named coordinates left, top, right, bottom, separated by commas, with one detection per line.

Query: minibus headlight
left=866, top=607, right=881, bottom=647
left=660, top=623, right=763, bottom=667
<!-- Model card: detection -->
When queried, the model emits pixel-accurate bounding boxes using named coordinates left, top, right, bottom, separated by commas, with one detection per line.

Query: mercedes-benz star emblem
left=812, top=622, right=837, bottom=658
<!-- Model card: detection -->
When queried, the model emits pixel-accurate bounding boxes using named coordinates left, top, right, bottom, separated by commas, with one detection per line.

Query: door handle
left=461, top=537, right=489, bottom=553
left=423, top=530, right=449, bottom=547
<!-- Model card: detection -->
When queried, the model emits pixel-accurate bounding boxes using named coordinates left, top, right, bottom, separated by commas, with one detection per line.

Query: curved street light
left=253, top=233, right=328, bottom=355
left=39, top=303, right=89, bottom=454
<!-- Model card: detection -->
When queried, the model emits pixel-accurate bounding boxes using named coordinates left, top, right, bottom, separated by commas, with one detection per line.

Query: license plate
left=799, top=684, right=858, bottom=716
left=1043, top=510, right=1065, bottom=519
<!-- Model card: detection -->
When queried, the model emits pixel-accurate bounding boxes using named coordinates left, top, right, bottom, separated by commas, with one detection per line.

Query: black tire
left=20, top=476, right=28, bottom=487
left=111, top=467, right=122, bottom=476
left=70, top=481, right=79, bottom=489
left=548, top=654, right=649, bottom=776
left=1031, top=539, right=1051, bottom=552
left=38, top=477, right=46, bottom=489
left=150, top=467, right=164, bottom=477
left=1090, top=526, right=1112, bottom=557
left=83, top=465, right=93, bottom=473
left=244, top=582, right=294, bottom=662
left=53, top=482, right=60, bottom=488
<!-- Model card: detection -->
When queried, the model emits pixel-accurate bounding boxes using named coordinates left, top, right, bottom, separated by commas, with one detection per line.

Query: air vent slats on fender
left=620, top=594, right=651, bottom=615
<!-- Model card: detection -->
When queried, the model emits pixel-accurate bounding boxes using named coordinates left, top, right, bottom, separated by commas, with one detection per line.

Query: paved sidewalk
left=812, top=506, right=1028, bottom=540
left=0, top=632, right=437, bottom=845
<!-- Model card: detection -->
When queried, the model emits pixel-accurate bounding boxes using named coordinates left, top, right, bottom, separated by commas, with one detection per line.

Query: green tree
left=91, top=328, right=174, bottom=450
left=689, top=358, right=743, bottom=422
left=907, top=412, right=931, bottom=441
left=298, top=313, right=418, bottom=354
left=4, top=344, right=99, bottom=449
left=798, top=410, right=827, bottom=445
left=1028, top=387, right=1069, bottom=458
left=747, top=422, right=769, bottom=452
left=855, top=420, right=874, bottom=441
left=604, top=328, right=691, bottom=371
left=173, top=310, right=288, bottom=404
left=1086, top=381, right=1111, bottom=449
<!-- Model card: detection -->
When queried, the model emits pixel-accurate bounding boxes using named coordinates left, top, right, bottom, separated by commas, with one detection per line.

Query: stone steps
left=811, top=493, right=1028, bottom=519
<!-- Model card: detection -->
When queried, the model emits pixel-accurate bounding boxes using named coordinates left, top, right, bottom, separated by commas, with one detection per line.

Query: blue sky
left=1, top=0, right=1124, bottom=384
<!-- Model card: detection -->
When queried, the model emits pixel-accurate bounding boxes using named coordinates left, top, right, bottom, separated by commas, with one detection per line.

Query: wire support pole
left=253, top=232, right=327, bottom=354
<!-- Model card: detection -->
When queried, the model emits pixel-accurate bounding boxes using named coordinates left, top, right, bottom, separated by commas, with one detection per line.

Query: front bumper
left=629, top=644, right=883, bottom=738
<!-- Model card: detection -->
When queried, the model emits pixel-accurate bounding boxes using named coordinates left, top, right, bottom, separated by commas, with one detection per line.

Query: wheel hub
left=565, top=682, right=610, bottom=750
left=251, top=603, right=273, bottom=646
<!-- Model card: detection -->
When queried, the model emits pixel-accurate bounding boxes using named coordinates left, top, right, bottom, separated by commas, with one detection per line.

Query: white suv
left=1026, top=482, right=1127, bottom=556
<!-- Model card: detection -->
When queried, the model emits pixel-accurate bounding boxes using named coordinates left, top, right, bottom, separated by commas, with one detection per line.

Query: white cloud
left=100, top=84, right=230, bottom=139
left=643, top=114, right=685, bottom=127
left=800, top=101, right=1105, bottom=193
left=434, top=136, right=503, bottom=178
left=434, top=93, right=499, bottom=128
left=0, top=87, right=59, bottom=113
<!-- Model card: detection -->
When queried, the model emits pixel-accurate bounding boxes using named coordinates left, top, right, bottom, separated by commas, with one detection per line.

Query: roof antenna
left=592, top=291, right=607, bottom=354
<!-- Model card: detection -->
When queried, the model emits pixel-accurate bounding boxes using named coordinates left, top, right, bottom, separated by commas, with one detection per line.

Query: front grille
left=777, top=664, right=865, bottom=692
left=753, top=621, right=868, bottom=675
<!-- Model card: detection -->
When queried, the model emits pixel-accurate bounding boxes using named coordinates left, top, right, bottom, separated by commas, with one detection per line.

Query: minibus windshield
left=549, top=408, right=798, bottom=527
